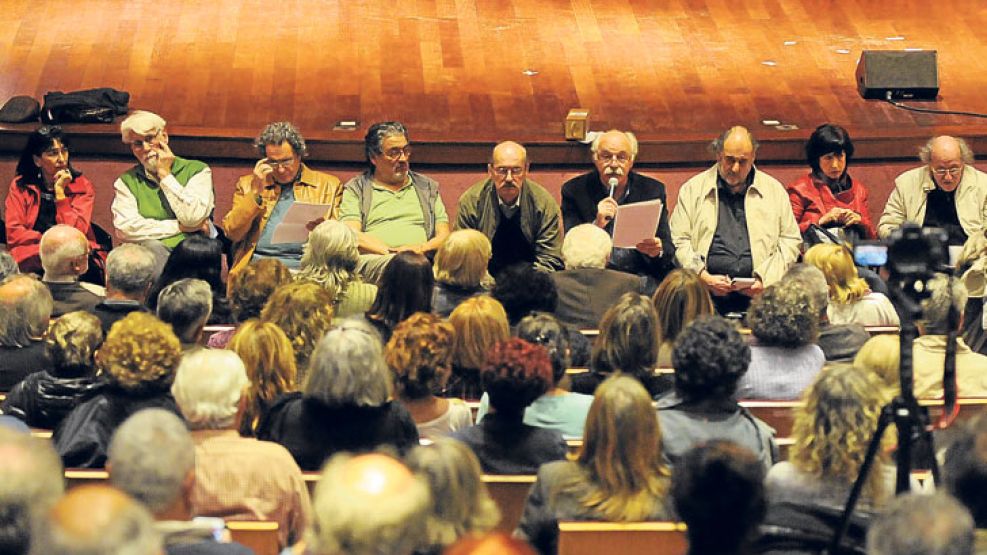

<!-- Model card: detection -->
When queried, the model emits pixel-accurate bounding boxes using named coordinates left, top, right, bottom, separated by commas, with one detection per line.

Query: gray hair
left=119, top=110, right=166, bottom=142
left=784, top=263, right=830, bottom=315
left=303, top=319, right=391, bottom=406
left=172, top=349, right=249, bottom=430
left=710, top=126, right=760, bottom=154
left=0, top=427, right=65, bottom=555
left=106, top=244, right=158, bottom=298
left=920, top=274, right=967, bottom=335
left=919, top=136, right=975, bottom=165
left=0, top=274, right=53, bottom=347
left=156, top=278, right=213, bottom=343
left=590, top=129, right=639, bottom=158
left=39, top=225, right=88, bottom=279
left=364, top=121, right=409, bottom=163
left=255, top=121, right=307, bottom=158
left=0, top=248, right=18, bottom=281
left=297, top=220, right=361, bottom=301
left=108, top=408, right=194, bottom=514
left=562, top=224, right=612, bottom=269
left=867, top=493, right=973, bottom=555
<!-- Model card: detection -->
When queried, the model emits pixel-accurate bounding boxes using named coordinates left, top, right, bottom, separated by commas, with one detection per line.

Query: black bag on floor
left=41, top=88, right=130, bottom=124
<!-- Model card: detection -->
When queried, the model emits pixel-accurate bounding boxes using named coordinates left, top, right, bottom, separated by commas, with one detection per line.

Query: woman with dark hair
left=147, top=234, right=232, bottom=323
left=364, top=251, right=433, bottom=342
left=787, top=123, right=876, bottom=242
left=5, top=125, right=103, bottom=279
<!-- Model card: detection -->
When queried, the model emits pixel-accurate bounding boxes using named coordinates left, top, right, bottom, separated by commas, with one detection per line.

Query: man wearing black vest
left=455, top=141, right=563, bottom=277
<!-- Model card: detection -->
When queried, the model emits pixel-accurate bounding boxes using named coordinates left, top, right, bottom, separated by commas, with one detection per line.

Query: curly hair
left=228, top=319, right=298, bottom=436
left=44, top=311, right=102, bottom=378
left=746, top=281, right=819, bottom=347
left=229, top=258, right=293, bottom=322
left=449, top=296, right=510, bottom=371
left=482, top=338, right=553, bottom=416
left=653, top=269, right=714, bottom=348
left=591, top=293, right=660, bottom=381
left=297, top=220, right=362, bottom=303
left=803, top=244, right=870, bottom=305
left=790, top=363, right=890, bottom=505
left=260, top=280, right=334, bottom=372
left=672, top=316, right=750, bottom=402
left=255, top=121, right=307, bottom=158
left=492, top=264, right=558, bottom=325
left=97, top=312, right=181, bottom=393
left=386, top=313, right=455, bottom=400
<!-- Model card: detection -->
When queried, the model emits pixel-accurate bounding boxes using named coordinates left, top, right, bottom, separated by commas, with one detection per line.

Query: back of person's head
left=804, top=244, right=870, bottom=305
left=229, top=258, right=293, bottom=323
left=107, top=408, right=194, bottom=515
left=155, top=277, right=212, bottom=343
left=591, top=292, right=660, bottom=381
left=578, top=375, right=669, bottom=520
left=367, top=252, right=434, bottom=328
left=98, top=312, right=181, bottom=394
left=944, top=414, right=987, bottom=528
left=39, top=224, right=88, bottom=279
left=0, top=428, right=64, bottom=555
left=449, top=296, right=510, bottom=371
left=482, top=338, right=553, bottom=416
left=386, top=312, right=454, bottom=401
left=172, top=349, right=249, bottom=430
left=867, top=493, right=973, bottom=555
left=672, top=441, right=766, bottom=555
left=920, top=273, right=966, bottom=335
left=492, top=264, right=558, bottom=325
left=652, top=269, right=714, bottom=347
left=672, top=316, right=750, bottom=402
left=746, top=281, right=819, bottom=347
left=307, top=452, right=429, bottom=555
left=784, top=263, right=830, bottom=318
left=0, top=248, right=19, bottom=281
left=516, top=312, right=571, bottom=385
left=0, top=275, right=53, bottom=348
left=228, top=319, right=297, bottom=434
left=304, top=319, right=391, bottom=407
left=28, top=484, right=161, bottom=555
left=562, top=224, right=612, bottom=269
left=45, top=311, right=102, bottom=378
left=298, top=220, right=361, bottom=299
left=105, top=243, right=157, bottom=300
left=154, top=235, right=224, bottom=296
left=260, top=280, right=334, bottom=370
left=434, top=229, right=492, bottom=288
left=406, top=438, right=500, bottom=549
left=854, top=334, right=901, bottom=395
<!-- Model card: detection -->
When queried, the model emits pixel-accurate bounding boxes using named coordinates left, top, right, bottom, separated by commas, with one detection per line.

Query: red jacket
left=786, top=173, right=876, bottom=240
left=5, top=175, right=99, bottom=271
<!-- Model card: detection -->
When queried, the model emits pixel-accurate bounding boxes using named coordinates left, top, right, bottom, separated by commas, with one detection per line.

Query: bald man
left=879, top=135, right=987, bottom=246
left=670, top=126, right=801, bottom=314
left=561, top=129, right=676, bottom=292
left=455, top=141, right=563, bottom=275
left=39, top=224, right=104, bottom=317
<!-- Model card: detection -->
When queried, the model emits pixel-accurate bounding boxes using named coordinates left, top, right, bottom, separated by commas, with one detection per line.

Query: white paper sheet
left=270, top=202, right=333, bottom=244
left=611, top=198, right=663, bottom=248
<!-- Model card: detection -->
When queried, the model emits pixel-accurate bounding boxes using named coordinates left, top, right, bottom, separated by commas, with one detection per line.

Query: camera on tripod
left=854, top=223, right=948, bottom=301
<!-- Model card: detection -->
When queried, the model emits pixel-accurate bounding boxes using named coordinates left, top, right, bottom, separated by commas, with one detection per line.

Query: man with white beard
left=560, top=129, right=676, bottom=293
left=111, top=110, right=215, bottom=272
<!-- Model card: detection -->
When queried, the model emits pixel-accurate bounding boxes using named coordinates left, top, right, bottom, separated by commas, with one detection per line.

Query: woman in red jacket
left=787, top=124, right=876, bottom=243
left=5, top=125, right=103, bottom=279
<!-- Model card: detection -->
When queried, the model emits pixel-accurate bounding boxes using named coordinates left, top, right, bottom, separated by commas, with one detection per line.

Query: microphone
left=608, top=177, right=618, bottom=198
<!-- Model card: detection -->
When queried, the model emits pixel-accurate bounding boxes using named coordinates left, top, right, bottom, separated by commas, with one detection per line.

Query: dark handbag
left=804, top=223, right=853, bottom=250
left=41, top=88, right=130, bottom=124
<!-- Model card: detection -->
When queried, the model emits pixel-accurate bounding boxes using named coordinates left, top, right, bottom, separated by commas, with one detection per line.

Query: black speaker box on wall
left=856, top=50, right=939, bottom=100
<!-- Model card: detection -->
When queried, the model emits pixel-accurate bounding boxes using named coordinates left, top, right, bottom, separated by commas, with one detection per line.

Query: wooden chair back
left=558, top=521, right=688, bottom=555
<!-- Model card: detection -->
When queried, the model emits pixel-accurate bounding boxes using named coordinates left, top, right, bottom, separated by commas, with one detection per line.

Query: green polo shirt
left=339, top=180, right=448, bottom=248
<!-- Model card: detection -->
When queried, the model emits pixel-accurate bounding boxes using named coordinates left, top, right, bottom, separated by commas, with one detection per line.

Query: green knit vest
left=119, top=157, right=209, bottom=248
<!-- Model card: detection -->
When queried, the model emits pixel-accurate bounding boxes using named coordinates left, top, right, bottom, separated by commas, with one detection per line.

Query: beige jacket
left=913, top=335, right=987, bottom=398
left=878, top=165, right=987, bottom=239
left=669, top=165, right=801, bottom=285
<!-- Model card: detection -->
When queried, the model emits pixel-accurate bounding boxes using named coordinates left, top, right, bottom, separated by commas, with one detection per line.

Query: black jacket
left=1, top=371, right=102, bottom=429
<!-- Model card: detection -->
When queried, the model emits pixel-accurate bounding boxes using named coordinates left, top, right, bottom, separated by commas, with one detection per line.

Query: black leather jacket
left=1, top=371, right=102, bottom=430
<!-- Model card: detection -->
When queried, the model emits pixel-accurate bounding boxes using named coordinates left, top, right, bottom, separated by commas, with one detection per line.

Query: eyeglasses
left=129, top=131, right=162, bottom=150
left=382, top=146, right=412, bottom=160
left=267, top=157, right=296, bottom=169
left=932, top=167, right=963, bottom=178
left=493, top=166, right=525, bottom=178
left=597, top=151, right=631, bottom=164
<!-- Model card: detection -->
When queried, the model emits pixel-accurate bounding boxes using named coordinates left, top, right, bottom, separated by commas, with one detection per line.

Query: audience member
left=227, top=319, right=298, bottom=436
left=784, top=263, right=870, bottom=362
left=0, top=427, right=64, bottom=555
left=208, top=257, right=292, bottom=348
left=364, top=250, right=433, bottom=342
left=147, top=235, right=231, bottom=324
left=386, top=312, right=472, bottom=440
left=172, top=350, right=311, bottom=547
left=107, top=409, right=252, bottom=554
left=658, top=316, right=777, bottom=469
left=0, top=248, right=18, bottom=280
left=943, top=415, right=987, bottom=535
left=738, top=281, right=825, bottom=400
left=455, top=141, right=563, bottom=275
left=551, top=224, right=641, bottom=329
left=296, top=219, right=378, bottom=321
left=92, top=243, right=156, bottom=333
left=867, top=493, right=974, bottom=555
left=260, top=280, right=334, bottom=374
left=0, top=274, right=54, bottom=389
left=652, top=269, right=715, bottom=367
left=156, top=278, right=213, bottom=350
left=804, top=243, right=899, bottom=327
left=55, top=311, right=182, bottom=468
left=258, top=320, right=419, bottom=470
left=432, top=228, right=492, bottom=317
left=406, top=438, right=501, bottom=554
left=451, top=338, right=566, bottom=474
left=516, top=375, right=675, bottom=555
left=854, top=334, right=901, bottom=397
left=39, top=224, right=104, bottom=316
left=2, top=311, right=103, bottom=429
left=447, top=295, right=511, bottom=399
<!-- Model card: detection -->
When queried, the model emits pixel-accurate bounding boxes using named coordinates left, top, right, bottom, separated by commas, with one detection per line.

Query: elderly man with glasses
left=455, top=141, right=563, bottom=276
left=560, top=129, right=676, bottom=293
left=879, top=135, right=987, bottom=247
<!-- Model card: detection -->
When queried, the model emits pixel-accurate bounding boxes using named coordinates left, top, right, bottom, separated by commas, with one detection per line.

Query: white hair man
left=0, top=274, right=54, bottom=389
left=112, top=110, right=215, bottom=272
left=171, top=350, right=311, bottom=548
left=156, top=278, right=212, bottom=349
left=0, top=427, right=65, bottom=555
left=550, top=223, right=642, bottom=328
left=107, top=408, right=251, bottom=555
left=670, top=126, right=801, bottom=315
left=39, top=224, right=104, bottom=317
left=92, top=243, right=157, bottom=333
left=560, top=129, right=676, bottom=293
left=879, top=136, right=987, bottom=247
left=783, top=263, right=869, bottom=362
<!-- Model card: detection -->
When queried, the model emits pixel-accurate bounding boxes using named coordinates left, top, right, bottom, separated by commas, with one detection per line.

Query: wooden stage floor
left=3, top=0, right=987, bottom=164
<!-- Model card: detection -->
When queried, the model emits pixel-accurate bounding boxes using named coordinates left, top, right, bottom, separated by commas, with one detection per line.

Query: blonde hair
left=854, top=334, right=901, bottom=396
left=434, top=229, right=491, bottom=288
left=804, top=244, right=870, bottom=304
left=297, top=220, right=361, bottom=302
left=260, top=281, right=334, bottom=372
left=228, top=319, right=298, bottom=435
left=449, top=296, right=509, bottom=371
left=97, top=312, right=181, bottom=392
left=653, top=269, right=714, bottom=347
left=45, top=311, right=102, bottom=374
